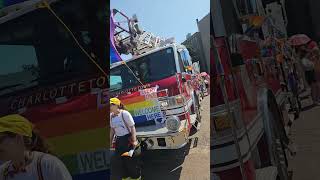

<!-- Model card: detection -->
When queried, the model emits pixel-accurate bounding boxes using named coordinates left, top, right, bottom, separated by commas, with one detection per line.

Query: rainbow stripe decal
left=119, top=87, right=165, bottom=124
left=20, top=88, right=108, bottom=179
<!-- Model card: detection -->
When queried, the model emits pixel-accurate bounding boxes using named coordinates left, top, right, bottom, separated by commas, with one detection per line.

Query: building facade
left=285, top=0, right=320, bottom=41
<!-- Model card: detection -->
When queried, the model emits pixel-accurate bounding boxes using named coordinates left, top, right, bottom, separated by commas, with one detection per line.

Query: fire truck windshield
left=110, top=47, right=177, bottom=92
left=0, top=0, right=106, bottom=96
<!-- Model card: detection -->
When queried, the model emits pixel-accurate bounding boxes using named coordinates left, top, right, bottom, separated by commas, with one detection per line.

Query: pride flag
left=21, top=90, right=108, bottom=179
left=110, top=11, right=122, bottom=64
left=119, top=87, right=165, bottom=125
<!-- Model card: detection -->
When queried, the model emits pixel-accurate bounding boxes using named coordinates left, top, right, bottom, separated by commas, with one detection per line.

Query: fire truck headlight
left=165, top=116, right=181, bottom=132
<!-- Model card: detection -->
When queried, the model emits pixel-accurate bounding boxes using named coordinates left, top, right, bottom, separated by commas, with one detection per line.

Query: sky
left=110, top=0, right=210, bottom=44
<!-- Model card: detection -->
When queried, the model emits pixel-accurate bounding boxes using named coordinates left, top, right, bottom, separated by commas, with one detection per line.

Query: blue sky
left=110, top=0, right=210, bottom=44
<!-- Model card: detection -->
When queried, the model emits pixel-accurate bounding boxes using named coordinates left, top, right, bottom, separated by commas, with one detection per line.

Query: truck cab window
left=0, top=45, right=38, bottom=96
left=0, top=0, right=105, bottom=96
left=178, top=51, right=186, bottom=73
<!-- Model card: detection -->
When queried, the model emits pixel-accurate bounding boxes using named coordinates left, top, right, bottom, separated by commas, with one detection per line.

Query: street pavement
left=111, top=96, right=210, bottom=180
left=288, top=90, right=320, bottom=180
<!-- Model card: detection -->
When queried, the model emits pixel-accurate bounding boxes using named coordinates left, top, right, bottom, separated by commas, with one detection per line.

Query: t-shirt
left=301, top=57, right=314, bottom=71
left=0, top=151, right=72, bottom=180
left=110, top=110, right=135, bottom=137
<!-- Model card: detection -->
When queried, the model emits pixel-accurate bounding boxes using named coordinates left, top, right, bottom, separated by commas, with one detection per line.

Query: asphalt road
left=111, top=96, right=210, bottom=180
left=288, top=91, right=320, bottom=180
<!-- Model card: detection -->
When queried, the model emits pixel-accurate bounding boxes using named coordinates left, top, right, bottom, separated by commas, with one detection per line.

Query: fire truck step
left=255, top=166, right=278, bottom=180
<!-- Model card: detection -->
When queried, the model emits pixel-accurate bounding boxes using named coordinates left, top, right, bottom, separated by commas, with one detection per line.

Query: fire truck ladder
left=112, top=9, right=170, bottom=57
left=213, top=38, right=248, bottom=180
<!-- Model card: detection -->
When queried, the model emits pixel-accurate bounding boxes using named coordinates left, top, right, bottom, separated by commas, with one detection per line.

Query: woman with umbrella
left=289, top=34, right=320, bottom=105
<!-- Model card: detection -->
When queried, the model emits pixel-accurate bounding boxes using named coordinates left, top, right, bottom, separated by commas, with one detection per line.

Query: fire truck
left=110, top=9, right=202, bottom=150
left=211, top=0, right=297, bottom=180
left=0, top=0, right=108, bottom=179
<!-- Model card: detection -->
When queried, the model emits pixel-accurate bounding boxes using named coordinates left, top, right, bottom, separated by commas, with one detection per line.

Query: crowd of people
left=295, top=40, right=320, bottom=106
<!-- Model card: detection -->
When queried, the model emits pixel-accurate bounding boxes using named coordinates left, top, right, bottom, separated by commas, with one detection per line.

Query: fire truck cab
left=211, top=1, right=295, bottom=180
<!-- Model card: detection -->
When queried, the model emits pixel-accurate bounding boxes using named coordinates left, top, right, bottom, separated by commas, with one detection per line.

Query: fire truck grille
left=135, top=119, right=156, bottom=127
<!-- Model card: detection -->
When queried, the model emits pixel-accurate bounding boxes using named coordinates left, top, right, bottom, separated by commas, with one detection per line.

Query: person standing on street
left=308, top=43, right=320, bottom=103
left=110, top=98, right=141, bottom=180
left=0, top=114, right=73, bottom=180
left=300, top=50, right=320, bottom=105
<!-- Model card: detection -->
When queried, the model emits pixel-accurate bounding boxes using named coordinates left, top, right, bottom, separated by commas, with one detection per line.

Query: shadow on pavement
left=142, top=142, right=192, bottom=180
left=110, top=142, right=192, bottom=180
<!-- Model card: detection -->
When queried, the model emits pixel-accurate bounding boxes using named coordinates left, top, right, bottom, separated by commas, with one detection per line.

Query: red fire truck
left=110, top=9, right=202, bottom=150
left=0, top=0, right=108, bottom=179
left=211, top=2, right=297, bottom=180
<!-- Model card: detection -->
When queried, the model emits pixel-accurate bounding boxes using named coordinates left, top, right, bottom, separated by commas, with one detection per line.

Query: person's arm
left=123, top=111, right=137, bottom=145
left=110, top=128, right=115, bottom=146
left=110, top=114, right=115, bottom=146
left=130, top=126, right=138, bottom=146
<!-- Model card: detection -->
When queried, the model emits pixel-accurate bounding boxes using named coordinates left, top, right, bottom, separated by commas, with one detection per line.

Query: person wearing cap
left=0, top=114, right=72, bottom=180
left=110, top=98, right=141, bottom=180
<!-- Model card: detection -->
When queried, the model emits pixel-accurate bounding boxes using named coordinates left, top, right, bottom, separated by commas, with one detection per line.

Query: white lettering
left=78, top=150, right=109, bottom=173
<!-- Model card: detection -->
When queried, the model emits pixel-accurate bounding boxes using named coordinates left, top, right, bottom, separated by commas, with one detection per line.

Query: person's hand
left=132, top=140, right=138, bottom=147
left=131, top=136, right=138, bottom=147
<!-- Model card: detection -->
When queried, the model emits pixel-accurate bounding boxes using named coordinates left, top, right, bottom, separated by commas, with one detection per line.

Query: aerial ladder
left=111, top=9, right=175, bottom=57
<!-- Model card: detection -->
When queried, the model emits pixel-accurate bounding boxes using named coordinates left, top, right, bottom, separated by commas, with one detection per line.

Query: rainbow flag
left=119, top=87, right=164, bottom=125
left=110, top=10, right=122, bottom=64
left=22, top=90, right=108, bottom=179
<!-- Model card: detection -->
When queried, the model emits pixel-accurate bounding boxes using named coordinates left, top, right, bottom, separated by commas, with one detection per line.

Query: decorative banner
left=110, top=10, right=122, bottom=64
left=120, top=87, right=165, bottom=125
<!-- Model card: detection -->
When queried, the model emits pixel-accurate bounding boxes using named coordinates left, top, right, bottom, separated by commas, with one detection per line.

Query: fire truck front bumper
left=136, top=120, right=189, bottom=150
